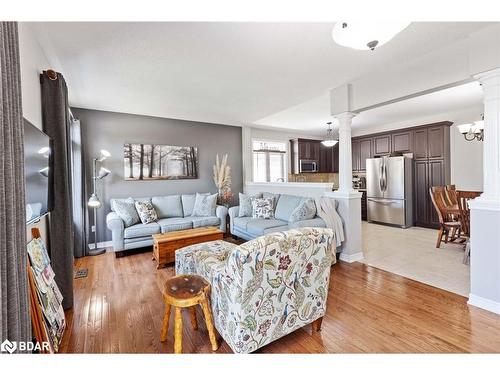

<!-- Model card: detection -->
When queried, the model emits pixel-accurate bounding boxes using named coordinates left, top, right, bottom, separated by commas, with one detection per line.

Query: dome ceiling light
left=332, top=22, right=411, bottom=51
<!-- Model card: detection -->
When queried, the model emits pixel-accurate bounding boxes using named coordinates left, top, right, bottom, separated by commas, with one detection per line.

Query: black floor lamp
left=87, top=149, right=111, bottom=256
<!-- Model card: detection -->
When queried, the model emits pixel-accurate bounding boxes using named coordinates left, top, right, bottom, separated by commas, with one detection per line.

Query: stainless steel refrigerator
left=366, top=156, right=414, bottom=228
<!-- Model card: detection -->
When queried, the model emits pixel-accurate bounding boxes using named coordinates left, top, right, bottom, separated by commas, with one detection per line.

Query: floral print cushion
left=251, top=197, right=275, bottom=219
left=134, top=200, right=158, bottom=224
left=175, top=227, right=334, bottom=354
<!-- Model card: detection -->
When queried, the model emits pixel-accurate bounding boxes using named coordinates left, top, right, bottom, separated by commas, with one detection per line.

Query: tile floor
left=361, top=222, right=470, bottom=296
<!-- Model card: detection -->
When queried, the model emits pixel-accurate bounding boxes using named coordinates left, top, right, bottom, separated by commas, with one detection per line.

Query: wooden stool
left=160, top=274, right=219, bottom=353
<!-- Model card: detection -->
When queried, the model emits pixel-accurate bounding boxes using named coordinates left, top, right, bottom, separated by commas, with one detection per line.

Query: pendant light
left=321, top=122, right=338, bottom=147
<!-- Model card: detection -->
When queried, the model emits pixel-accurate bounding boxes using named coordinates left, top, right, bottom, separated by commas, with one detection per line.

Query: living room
left=2, top=1, right=500, bottom=373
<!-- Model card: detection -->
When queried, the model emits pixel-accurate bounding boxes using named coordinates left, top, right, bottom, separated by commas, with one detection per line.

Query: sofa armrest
left=106, top=212, right=125, bottom=251
left=216, top=205, right=228, bottom=233
left=228, top=206, right=239, bottom=232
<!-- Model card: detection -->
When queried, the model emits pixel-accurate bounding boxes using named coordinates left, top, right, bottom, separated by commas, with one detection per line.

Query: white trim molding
left=339, top=251, right=364, bottom=263
left=88, top=241, right=113, bottom=251
left=468, top=294, right=500, bottom=314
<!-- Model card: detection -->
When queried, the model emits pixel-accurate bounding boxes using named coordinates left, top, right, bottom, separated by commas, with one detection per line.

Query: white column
left=335, top=112, right=357, bottom=193
left=468, top=67, right=500, bottom=314
left=326, top=111, right=363, bottom=263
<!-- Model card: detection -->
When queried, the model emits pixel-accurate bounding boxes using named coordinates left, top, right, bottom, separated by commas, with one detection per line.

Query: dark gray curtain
left=70, top=118, right=88, bottom=258
left=0, top=22, right=31, bottom=347
left=40, top=71, right=74, bottom=309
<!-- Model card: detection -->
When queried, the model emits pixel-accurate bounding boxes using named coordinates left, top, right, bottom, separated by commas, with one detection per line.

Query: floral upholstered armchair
left=175, top=227, right=335, bottom=353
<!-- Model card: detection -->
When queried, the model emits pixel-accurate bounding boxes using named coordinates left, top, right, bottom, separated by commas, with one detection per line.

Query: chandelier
left=457, top=115, right=484, bottom=142
left=332, top=22, right=411, bottom=51
left=321, top=122, right=338, bottom=147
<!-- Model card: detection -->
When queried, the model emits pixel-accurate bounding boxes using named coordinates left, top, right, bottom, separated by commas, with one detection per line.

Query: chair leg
left=189, top=306, right=198, bottom=331
left=200, top=298, right=219, bottom=351
left=436, top=227, right=444, bottom=248
left=463, top=241, right=471, bottom=265
left=174, top=307, right=183, bottom=354
left=160, top=303, right=171, bottom=342
left=311, top=317, right=323, bottom=332
left=443, top=228, right=449, bottom=243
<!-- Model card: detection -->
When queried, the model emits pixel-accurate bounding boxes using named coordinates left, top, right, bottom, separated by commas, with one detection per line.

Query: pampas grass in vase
left=213, top=154, right=232, bottom=206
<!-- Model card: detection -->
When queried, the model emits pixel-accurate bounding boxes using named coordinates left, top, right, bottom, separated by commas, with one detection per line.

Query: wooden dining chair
left=429, top=186, right=461, bottom=248
left=456, top=190, right=482, bottom=264
left=445, top=185, right=458, bottom=206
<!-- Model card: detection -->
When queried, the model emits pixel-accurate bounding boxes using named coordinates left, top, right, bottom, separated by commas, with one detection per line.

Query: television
left=24, top=119, right=52, bottom=223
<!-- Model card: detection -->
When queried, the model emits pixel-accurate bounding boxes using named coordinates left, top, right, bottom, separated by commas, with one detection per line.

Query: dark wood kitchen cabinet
left=351, top=121, right=452, bottom=229
left=319, top=143, right=339, bottom=173
left=392, top=131, right=413, bottom=153
left=298, top=139, right=320, bottom=161
left=373, top=135, right=391, bottom=156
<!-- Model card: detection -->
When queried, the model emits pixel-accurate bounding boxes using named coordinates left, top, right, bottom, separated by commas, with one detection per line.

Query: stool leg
left=174, top=307, right=183, bottom=354
left=200, top=298, right=218, bottom=351
left=189, top=306, right=198, bottom=330
left=160, top=303, right=171, bottom=342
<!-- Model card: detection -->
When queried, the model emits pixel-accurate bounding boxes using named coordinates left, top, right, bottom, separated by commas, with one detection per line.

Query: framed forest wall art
left=124, top=143, right=198, bottom=180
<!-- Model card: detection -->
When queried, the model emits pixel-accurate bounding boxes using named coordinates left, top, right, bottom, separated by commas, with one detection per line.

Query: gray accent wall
left=72, top=108, right=242, bottom=242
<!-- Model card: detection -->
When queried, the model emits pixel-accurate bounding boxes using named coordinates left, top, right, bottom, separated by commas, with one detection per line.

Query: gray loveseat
left=228, top=193, right=326, bottom=241
left=106, top=194, right=228, bottom=252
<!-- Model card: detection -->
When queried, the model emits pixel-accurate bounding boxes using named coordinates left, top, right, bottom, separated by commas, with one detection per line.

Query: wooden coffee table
left=152, top=227, right=224, bottom=269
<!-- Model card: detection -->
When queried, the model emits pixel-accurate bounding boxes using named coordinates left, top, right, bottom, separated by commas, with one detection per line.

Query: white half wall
left=19, top=23, right=51, bottom=130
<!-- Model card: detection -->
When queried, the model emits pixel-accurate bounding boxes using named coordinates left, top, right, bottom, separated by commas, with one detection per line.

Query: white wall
left=19, top=23, right=51, bottom=130
left=352, top=107, right=484, bottom=191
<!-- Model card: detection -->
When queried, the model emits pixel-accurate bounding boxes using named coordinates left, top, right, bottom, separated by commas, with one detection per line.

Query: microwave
left=299, top=160, right=318, bottom=173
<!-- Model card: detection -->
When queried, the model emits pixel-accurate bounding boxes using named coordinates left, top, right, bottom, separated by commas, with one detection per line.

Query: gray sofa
left=228, top=193, right=326, bottom=241
left=106, top=194, right=228, bottom=252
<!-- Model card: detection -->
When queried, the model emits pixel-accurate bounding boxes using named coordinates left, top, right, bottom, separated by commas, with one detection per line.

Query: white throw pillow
left=191, top=193, right=218, bottom=217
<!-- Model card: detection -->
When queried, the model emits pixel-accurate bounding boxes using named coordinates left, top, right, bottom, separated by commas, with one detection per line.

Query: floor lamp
left=87, top=149, right=111, bottom=256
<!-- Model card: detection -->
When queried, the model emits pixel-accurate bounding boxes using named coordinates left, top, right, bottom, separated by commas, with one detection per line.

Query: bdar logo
left=1, top=339, right=17, bottom=353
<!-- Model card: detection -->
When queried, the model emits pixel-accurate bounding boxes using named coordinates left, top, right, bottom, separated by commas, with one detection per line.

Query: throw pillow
left=238, top=192, right=263, bottom=217
left=135, top=200, right=158, bottom=224
left=191, top=193, right=218, bottom=217
left=113, top=198, right=140, bottom=227
left=252, top=197, right=275, bottom=219
left=289, top=198, right=317, bottom=223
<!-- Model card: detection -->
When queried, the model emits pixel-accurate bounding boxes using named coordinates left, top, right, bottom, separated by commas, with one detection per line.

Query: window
left=252, top=140, right=286, bottom=182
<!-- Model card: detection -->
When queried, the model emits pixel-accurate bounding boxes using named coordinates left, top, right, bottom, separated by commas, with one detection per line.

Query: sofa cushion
left=152, top=195, right=183, bottom=218
left=135, top=201, right=158, bottom=224
left=112, top=197, right=140, bottom=227
left=274, top=194, right=303, bottom=222
left=262, top=192, right=280, bottom=210
left=252, top=197, right=275, bottom=219
left=246, top=219, right=288, bottom=236
left=238, top=193, right=262, bottom=217
left=289, top=198, right=317, bottom=222
left=111, top=197, right=150, bottom=211
left=190, top=216, right=220, bottom=228
left=157, top=217, right=193, bottom=233
left=233, top=217, right=254, bottom=231
left=182, top=193, right=209, bottom=217
left=192, top=193, right=218, bottom=217
left=124, top=222, right=160, bottom=239
left=288, top=217, right=326, bottom=229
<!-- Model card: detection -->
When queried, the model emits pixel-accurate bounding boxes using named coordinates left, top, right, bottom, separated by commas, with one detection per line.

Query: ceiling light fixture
left=457, top=114, right=484, bottom=142
left=332, top=22, right=411, bottom=51
left=321, top=122, right=338, bottom=147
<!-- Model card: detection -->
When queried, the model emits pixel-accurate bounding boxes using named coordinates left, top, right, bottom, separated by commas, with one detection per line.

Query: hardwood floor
left=59, top=248, right=500, bottom=353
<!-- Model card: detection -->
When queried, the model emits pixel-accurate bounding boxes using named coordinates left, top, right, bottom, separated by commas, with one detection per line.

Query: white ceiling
left=30, top=22, right=489, bottom=129
left=255, top=81, right=484, bottom=135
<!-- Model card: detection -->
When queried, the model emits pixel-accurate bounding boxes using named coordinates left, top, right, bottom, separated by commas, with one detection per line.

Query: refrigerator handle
left=379, top=161, right=384, bottom=192
left=383, top=160, right=388, bottom=192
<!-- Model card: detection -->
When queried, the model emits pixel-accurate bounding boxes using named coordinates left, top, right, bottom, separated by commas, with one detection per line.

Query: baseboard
left=88, top=241, right=113, bottom=251
left=468, top=294, right=500, bottom=314
left=339, top=251, right=364, bottom=263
